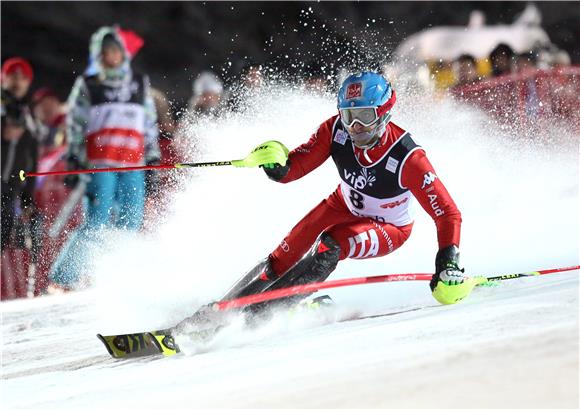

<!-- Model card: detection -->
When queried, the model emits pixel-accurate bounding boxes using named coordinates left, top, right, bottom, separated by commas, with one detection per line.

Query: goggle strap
left=376, top=90, right=396, bottom=117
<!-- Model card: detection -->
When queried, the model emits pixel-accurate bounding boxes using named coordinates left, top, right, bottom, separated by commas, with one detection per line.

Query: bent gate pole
left=214, top=265, right=580, bottom=311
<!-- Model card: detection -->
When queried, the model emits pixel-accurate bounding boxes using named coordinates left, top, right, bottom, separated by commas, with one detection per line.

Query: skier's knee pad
left=266, top=233, right=341, bottom=290
left=286, top=232, right=341, bottom=286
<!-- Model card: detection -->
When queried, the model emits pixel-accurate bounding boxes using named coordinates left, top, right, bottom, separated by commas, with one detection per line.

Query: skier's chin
left=351, top=133, right=379, bottom=149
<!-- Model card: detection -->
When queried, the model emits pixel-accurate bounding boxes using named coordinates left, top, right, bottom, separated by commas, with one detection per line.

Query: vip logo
left=344, top=168, right=376, bottom=189
left=421, top=171, right=438, bottom=189
left=346, top=83, right=362, bottom=99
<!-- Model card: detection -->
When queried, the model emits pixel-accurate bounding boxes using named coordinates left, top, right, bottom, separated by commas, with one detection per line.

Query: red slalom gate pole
left=215, top=273, right=433, bottom=311
left=214, top=265, right=580, bottom=311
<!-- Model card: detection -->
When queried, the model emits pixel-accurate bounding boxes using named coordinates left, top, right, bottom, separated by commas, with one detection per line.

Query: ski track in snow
left=1, top=271, right=578, bottom=408
left=2, top=86, right=579, bottom=408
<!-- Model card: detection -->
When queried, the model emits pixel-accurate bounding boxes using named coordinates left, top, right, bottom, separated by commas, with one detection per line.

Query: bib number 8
left=349, top=189, right=364, bottom=210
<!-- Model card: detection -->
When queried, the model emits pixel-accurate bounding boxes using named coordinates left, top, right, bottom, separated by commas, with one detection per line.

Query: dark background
left=2, top=1, right=579, bottom=106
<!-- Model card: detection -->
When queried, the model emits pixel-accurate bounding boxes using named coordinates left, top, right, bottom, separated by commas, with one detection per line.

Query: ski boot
left=243, top=233, right=341, bottom=320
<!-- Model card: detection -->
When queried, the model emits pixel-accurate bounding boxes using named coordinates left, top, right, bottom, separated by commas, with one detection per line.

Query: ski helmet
left=337, top=72, right=396, bottom=148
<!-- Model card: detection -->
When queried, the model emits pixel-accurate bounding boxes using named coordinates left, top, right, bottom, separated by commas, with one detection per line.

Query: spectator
left=241, top=62, right=264, bottom=90
left=151, top=87, right=178, bottom=163
left=31, top=87, right=67, bottom=151
left=490, top=43, right=515, bottom=77
left=452, top=54, right=480, bottom=87
left=430, top=60, right=455, bottom=90
left=49, top=26, right=160, bottom=289
left=187, top=71, right=224, bottom=116
left=515, top=50, right=542, bottom=122
left=515, top=50, right=538, bottom=73
left=1, top=57, right=39, bottom=254
left=227, top=61, right=265, bottom=112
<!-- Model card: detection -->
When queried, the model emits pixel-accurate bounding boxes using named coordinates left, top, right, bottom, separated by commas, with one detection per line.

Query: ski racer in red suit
left=220, top=72, right=470, bottom=309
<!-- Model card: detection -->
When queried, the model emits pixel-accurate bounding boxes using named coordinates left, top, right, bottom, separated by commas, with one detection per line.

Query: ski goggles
left=339, top=107, right=381, bottom=128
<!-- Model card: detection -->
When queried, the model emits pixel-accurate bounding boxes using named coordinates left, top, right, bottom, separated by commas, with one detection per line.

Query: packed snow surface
left=2, top=271, right=579, bottom=408
left=2, top=85, right=579, bottom=408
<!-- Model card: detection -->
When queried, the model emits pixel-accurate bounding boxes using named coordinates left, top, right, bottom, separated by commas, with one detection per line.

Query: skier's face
left=341, top=108, right=390, bottom=148
left=346, top=120, right=383, bottom=148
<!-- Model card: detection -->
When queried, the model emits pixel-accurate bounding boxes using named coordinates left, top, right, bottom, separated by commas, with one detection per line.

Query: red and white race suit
left=268, top=115, right=462, bottom=276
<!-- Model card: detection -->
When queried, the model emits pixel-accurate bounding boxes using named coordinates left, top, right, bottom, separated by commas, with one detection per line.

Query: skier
left=205, top=71, right=471, bottom=318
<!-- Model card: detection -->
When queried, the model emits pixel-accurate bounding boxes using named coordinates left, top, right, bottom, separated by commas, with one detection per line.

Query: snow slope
left=2, top=84, right=579, bottom=408
left=2, top=271, right=578, bottom=408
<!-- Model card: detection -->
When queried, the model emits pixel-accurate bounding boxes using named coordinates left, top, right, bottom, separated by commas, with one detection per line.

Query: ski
left=97, top=329, right=179, bottom=359
left=97, top=320, right=229, bottom=359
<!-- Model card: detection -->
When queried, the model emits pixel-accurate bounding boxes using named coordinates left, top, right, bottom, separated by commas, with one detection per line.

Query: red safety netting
left=450, top=66, right=580, bottom=134
left=1, top=146, right=83, bottom=300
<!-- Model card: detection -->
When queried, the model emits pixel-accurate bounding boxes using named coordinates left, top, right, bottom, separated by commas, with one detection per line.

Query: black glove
left=430, top=245, right=465, bottom=291
left=261, top=160, right=290, bottom=182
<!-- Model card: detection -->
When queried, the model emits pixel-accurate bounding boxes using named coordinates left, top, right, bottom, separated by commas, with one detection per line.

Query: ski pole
left=19, top=140, right=289, bottom=180
left=483, top=265, right=579, bottom=282
left=19, top=161, right=235, bottom=181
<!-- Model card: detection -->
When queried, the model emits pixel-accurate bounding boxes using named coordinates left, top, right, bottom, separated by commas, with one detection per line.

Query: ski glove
left=241, top=140, right=290, bottom=181
left=244, top=140, right=289, bottom=167
left=263, top=160, right=290, bottom=182
left=438, top=268, right=467, bottom=285
left=430, top=245, right=465, bottom=291
left=431, top=245, right=477, bottom=305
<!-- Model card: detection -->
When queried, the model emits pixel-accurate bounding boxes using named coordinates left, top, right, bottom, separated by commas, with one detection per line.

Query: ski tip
left=97, top=332, right=167, bottom=359
left=19, top=170, right=26, bottom=181
left=96, top=333, right=116, bottom=357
